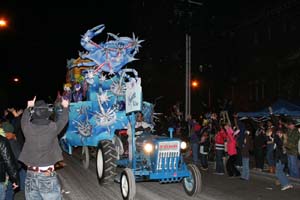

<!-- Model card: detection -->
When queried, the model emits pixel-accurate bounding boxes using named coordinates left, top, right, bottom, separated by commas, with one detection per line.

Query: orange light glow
left=192, top=80, right=199, bottom=88
left=0, top=19, right=7, bottom=27
left=13, top=78, right=19, bottom=82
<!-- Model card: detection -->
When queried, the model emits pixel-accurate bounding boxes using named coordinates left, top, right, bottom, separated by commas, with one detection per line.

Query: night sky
left=0, top=0, right=287, bottom=112
left=1, top=1, right=143, bottom=108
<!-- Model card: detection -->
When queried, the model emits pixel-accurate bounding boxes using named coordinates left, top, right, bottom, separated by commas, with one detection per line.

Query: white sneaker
left=281, top=184, right=293, bottom=191
left=213, top=172, right=225, bottom=175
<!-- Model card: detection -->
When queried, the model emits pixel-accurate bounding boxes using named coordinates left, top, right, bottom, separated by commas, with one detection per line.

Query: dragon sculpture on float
left=60, top=24, right=153, bottom=153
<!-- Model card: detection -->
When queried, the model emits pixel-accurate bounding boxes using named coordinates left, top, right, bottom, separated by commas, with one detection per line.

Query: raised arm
left=21, top=96, right=36, bottom=131
left=55, top=98, right=69, bottom=133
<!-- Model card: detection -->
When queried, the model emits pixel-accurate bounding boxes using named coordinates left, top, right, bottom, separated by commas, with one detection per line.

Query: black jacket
left=0, top=136, right=19, bottom=184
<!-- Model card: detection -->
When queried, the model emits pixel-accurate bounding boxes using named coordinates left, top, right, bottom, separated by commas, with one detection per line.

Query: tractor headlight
left=180, top=141, right=187, bottom=150
left=144, top=143, right=154, bottom=153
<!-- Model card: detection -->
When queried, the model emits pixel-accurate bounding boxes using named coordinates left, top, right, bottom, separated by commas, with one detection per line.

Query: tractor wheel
left=182, top=164, right=202, bottom=197
left=96, top=140, right=117, bottom=185
left=81, top=146, right=89, bottom=169
left=120, top=168, right=136, bottom=200
left=113, top=136, right=124, bottom=160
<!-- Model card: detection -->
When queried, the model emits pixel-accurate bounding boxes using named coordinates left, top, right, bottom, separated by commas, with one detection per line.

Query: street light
left=13, top=77, right=19, bottom=83
left=10, top=75, right=22, bottom=85
left=0, top=18, right=8, bottom=28
left=191, top=80, right=199, bottom=88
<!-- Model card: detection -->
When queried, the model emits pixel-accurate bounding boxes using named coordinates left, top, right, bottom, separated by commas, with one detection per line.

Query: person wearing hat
left=284, top=119, right=300, bottom=178
left=19, top=96, right=69, bottom=200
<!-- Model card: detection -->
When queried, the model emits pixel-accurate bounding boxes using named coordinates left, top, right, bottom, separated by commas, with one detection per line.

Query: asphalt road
left=15, top=149, right=300, bottom=200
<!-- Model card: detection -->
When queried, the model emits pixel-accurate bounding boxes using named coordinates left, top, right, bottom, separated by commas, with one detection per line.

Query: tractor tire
left=182, top=164, right=202, bottom=197
left=96, top=140, right=117, bottom=185
left=81, top=146, right=90, bottom=169
left=113, top=136, right=124, bottom=160
left=120, top=168, right=136, bottom=200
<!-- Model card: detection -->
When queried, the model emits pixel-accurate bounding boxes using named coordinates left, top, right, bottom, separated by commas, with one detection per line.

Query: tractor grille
left=156, top=141, right=180, bottom=170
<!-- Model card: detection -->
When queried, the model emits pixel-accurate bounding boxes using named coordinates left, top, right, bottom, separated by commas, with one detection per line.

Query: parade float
left=59, top=24, right=202, bottom=200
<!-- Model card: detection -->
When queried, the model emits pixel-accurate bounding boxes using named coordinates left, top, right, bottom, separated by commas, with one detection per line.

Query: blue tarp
left=238, top=99, right=300, bottom=117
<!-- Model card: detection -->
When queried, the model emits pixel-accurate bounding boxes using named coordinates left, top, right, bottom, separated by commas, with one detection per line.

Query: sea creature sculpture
left=80, top=24, right=144, bottom=74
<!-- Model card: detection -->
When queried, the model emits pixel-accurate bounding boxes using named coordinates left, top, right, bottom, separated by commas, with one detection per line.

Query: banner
left=125, top=78, right=142, bottom=114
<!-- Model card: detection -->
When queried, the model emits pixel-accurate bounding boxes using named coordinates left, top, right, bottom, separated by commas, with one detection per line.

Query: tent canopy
left=238, top=99, right=300, bottom=117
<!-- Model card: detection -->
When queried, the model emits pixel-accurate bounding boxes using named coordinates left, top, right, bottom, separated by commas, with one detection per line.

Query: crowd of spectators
left=165, top=103, right=300, bottom=191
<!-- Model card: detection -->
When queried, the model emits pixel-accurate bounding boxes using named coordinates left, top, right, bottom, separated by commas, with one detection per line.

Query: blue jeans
left=266, top=144, right=275, bottom=167
left=191, top=143, right=199, bottom=165
left=215, top=149, right=225, bottom=173
left=241, top=157, right=250, bottom=180
left=19, top=168, right=26, bottom=191
left=25, top=171, right=62, bottom=200
left=0, top=182, right=6, bottom=200
left=287, top=154, right=300, bottom=178
left=5, top=182, right=13, bottom=200
left=5, top=168, right=26, bottom=200
left=200, top=153, right=208, bottom=168
left=276, top=161, right=290, bottom=187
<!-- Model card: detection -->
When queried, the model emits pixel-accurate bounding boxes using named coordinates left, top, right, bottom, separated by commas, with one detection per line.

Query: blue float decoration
left=59, top=24, right=151, bottom=154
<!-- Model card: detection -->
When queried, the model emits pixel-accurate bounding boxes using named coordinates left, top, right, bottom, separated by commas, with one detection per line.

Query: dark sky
left=1, top=1, right=142, bottom=108
left=0, top=0, right=278, bottom=110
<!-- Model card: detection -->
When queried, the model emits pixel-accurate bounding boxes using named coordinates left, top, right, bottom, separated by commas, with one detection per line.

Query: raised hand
left=12, top=182, right=19, bottom=190
left=27, top=96, right=36, bottom=108
left=61, top=98, right=69, bottom=108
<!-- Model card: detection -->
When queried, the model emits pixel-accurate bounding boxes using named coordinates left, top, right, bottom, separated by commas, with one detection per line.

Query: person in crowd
left=274, top=129, right=293, bottom=190
left=199, top=129, right=210, bottom=171
left=6, top=108, right=25, bottom=151
left=225, top=123, right=241, bottom=177
left=284, top=120, right=300, bottom=178
left=62, top=83, right=72, bottom=101
left=253, top=122, right=267, bottom=172
left=72, top=83, right=83, bottom=102
left=6, top=108, right=26, bottom=195
left=127, top=111, right=153, bottom=161
left=210, top=112, right=219, bottom=136
left=19, top=96, right=69, bottom=200
left=0, top=135, right=19, bottom=200
left=214, top=125, right=227, bottom=175
left=1, top=119, right=23, bottom=200
left=265, top=128, right=275, bottom=173
left=240, top=130, right=253, bottom=180
left=190, top=123, right=201, bottom=166
left=233, top=114, right=246, bottom=168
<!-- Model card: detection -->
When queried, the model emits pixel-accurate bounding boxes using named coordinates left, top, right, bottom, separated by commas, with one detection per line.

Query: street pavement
left=14, top=151, right=300, bottom=200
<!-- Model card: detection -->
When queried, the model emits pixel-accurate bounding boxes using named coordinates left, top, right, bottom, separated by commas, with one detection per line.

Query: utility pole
left=185, top=33, right=191, bottom=120
left=183, top=0, right=202, bottom=121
